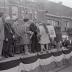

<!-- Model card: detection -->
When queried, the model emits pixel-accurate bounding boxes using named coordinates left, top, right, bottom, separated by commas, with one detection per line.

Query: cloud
left=49, top=0, right=72, bottom=8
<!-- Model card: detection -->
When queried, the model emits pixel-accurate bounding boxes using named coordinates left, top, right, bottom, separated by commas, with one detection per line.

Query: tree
left=7, top=0, right=19, bottom=5
left=35, top=0, right=48, bottom=2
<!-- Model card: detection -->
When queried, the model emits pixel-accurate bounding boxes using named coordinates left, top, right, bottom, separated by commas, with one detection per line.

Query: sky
left=49, top=0, right=72, bottom=8
left=3, top=0, right=72, bottom=8
left=31, top=0, right=72, bottom=8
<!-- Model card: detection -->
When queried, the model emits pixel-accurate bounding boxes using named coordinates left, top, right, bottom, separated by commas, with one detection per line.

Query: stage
left=0, top=48, right=72, bottom=72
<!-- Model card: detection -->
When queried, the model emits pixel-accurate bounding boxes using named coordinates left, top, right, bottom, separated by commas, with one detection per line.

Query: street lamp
left=18, top=0, right=23, bottom=19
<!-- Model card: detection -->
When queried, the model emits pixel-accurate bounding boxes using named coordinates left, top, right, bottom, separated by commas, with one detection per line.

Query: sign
left=47, top=25, right=56, bottom=38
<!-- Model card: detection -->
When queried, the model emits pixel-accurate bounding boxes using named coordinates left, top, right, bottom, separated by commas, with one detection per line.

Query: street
left=58, top=65, right=72, bottom=72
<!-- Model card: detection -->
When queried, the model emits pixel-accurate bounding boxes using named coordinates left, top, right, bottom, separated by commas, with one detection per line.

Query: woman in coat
left=38, top=23, right=50, bottom=52
left=18, top=19, right=32, bottom=54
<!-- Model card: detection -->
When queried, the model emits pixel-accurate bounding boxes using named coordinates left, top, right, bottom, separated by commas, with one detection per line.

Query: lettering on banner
left=47, top=25, right=56, bottom=38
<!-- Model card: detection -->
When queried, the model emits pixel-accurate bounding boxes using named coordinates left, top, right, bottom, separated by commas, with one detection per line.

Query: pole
left=18, top=0, right=22, bottom=19
left=4, top=0, right=5, bottom=14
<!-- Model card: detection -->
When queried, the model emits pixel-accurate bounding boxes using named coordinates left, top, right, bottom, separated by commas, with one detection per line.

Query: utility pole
left=4, top=0, right=5, bottom=13
left=18, top=0, right=22, bottom=19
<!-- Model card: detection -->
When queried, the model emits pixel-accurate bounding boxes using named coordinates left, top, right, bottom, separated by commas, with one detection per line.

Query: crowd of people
left=0, top=13, right=72, bottom=58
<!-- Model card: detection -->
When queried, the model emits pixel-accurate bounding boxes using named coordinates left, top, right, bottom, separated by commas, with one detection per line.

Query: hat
left=5, top=16, right=10, bottom=23
left=23, top=18, right=29, bottom=22
left=12, top=16, right=18, bottom=21
left=5, top=16, right=14, bottom=24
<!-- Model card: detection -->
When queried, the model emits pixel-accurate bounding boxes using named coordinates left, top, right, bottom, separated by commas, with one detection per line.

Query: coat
left=14, top=21, right=31, bottom=45
left=39, top=24, right=50, bottom=44
left=0, top=17, right=4, bottom=55
left=20, top=23, right=31, bottom=44
left=0, top=18, right=4, bottom=41
left=4, top=23, right=15, bottom=44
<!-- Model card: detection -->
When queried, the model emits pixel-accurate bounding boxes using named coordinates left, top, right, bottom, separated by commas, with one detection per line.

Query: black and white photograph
left=0, top=0, right=72, bottom=72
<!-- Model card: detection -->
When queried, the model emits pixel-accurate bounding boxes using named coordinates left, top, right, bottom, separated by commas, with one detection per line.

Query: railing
left=13, top=43, right=71, bottom=54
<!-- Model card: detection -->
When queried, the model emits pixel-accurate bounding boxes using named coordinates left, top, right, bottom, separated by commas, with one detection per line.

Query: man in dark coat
left=2, top=19, right=15, bottom=57
left=30, top=23, right=41, bottom=53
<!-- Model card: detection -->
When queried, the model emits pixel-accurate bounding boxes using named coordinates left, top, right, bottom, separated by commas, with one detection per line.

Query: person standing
left=39, top=23, right=50, bottom=52
left=20, top=18, right=32, bottom=54
left=30, top=23, right=41, bottom=53
left=2, top=18, right=15, bottom=57
left=0, top=13, right=4, bottom=57
left=12, top=19, right=22, bottom=54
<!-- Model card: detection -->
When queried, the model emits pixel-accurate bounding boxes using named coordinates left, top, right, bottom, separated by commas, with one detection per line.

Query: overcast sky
left=49, top=0, right=72, bottom=8
left=31, top=0, right=72, bottom=8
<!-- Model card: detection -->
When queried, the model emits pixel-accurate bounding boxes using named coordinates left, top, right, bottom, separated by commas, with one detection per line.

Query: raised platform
left=0, top=49, right=72, bottom=72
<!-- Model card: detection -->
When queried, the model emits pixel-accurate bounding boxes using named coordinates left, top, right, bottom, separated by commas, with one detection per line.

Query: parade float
left=0, top=1, right=72, bottom=72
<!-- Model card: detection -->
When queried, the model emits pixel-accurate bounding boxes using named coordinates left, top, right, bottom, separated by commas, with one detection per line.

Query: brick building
left=0, top=0, right=72, bottom=36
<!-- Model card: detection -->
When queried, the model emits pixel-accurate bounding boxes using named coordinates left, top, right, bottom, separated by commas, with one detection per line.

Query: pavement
left=1, top=54, right=72, bottom=72
left=49, top=64, right=72, bottom=72
left=58, top=65, right=72, bottom=72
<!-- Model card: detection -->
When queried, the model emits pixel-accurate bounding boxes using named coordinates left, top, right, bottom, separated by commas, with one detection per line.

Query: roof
left=0, top=0, right=72, bottom=18
left=23, top=1, right=72, bottom=17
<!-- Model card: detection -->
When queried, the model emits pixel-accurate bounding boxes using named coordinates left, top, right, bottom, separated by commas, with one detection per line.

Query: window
left=47, top=20, right=59, bottom=26
left=66, top=21, right=69, bottom=28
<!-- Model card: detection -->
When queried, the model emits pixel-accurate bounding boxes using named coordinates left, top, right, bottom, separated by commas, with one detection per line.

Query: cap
left=23, top=18, right=29, bottom=22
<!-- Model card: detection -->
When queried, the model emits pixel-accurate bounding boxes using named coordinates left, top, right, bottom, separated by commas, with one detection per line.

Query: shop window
left=47, top=20, right=59, bottom=26
left=65, top=21, right=69, bottom=31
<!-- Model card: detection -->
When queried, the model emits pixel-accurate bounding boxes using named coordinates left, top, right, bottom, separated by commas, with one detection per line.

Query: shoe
left=25, top=52, right=30, bottom=55
left=8, top=53, right=14, bottom=57
left=4, top=54, right=9, bottom=58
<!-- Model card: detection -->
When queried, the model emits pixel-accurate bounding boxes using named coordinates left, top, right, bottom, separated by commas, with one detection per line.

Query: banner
left=47, top=25, right=56, bottom=38
left=0, top=49, right=72, bottom=72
